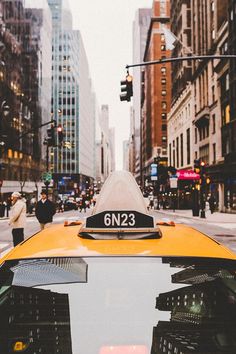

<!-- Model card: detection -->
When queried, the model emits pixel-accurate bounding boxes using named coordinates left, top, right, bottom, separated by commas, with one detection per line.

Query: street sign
left=170, top=177, right=178, bottom=189
left=42, top=172, right=52, bottom=182
left=150, top=163, right=158, bottom=181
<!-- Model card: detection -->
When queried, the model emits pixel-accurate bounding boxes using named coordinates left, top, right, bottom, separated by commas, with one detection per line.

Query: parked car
left=63, top=199, right=78, bottom=211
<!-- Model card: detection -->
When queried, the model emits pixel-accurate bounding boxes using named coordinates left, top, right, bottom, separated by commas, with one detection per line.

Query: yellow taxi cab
left=0, top=171, right=236, bottom=353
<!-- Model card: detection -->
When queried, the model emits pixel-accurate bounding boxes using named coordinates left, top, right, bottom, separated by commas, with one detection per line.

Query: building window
left=212, top=86, right=215, bottom=102
left=195, top=127, right=198, bottom=143
left=161, top=89, right=167, bottom=96
left=186, top=128, right=190, bottom=165
left=169, top=143, right=172, bottom=165
left=172, top=140, right=175, bottom=166
left=161, top=67, right=166, bottom=75
left=222, top=105, right=230, bottom=125
left=162, top=113, right=167, bottom=120
left=161, top=44, right=166, bottom=51
left=226, top=73, right=229, bottom=91
left=212, top=114, right=216, bottom=134
left=161, top=78, right=166, bottom=85
left=176, top=137, right=179, bottom=168
left=161, top=101, right=167, bottom=109
left=213, top=143, right=216, bottom=164
left=162, top=124, right=167, bottom=131
left=160, top=0, right=166, bottom=16
left=180, top=133, right=183, bottom=166
left=212, top=29, right=215, bottom=39
left=199, top=144, right=209, bottom=164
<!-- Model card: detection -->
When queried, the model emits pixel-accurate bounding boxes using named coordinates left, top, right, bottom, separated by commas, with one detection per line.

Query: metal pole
left=126, top=55, right=236, bottom=69
left=200, top=184, right=206, bottom=218
left=45, top=143, right=49, bottom=197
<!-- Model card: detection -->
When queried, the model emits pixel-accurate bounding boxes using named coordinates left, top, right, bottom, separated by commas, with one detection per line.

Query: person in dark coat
left=35, top=191, right=56, bottom=230
left=208, top=195, right=216, bottom=214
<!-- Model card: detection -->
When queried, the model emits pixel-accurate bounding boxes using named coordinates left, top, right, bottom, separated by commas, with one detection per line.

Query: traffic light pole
left=199, top=184, right=206, bottom=218
left=125, top=55, right=236, bottom=69
left=18, top=119, right=56, bottom=140
left=45, top=143, right=50, bottom=197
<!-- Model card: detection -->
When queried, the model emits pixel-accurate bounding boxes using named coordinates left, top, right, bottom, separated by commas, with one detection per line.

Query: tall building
left=141, top=0, right=172, bottom=185
left=99, top=105, right=114, bottom=182
left=24, top=0, right=52, bottom=176
left=0, top=286, right=72, bottom=353
left=109, top=126, right=116, bottom=172
left=132, top=8, right=151, bottom=183
left=48, top=0, right=96, bottom=195
left=220, top=0, right=236, bottom=212
left=0, top=0, right=51, bottom=198
left=191, top=0, right=230, bottom=211
left=123, top=140, right=130, bottom=171
left=167, top=0, right=194, bottom=209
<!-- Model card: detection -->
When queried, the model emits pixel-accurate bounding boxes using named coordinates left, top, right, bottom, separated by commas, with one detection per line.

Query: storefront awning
left=176, top=170, right=200, bottom=180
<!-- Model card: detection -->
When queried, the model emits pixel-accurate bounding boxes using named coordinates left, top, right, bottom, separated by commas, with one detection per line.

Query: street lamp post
left=0, top=99, right=10, bottom=202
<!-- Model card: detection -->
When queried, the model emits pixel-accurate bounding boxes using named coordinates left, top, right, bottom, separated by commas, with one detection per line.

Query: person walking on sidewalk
left=35, top=191, right=56, bottom=230
left=208, top=194, right=216, bottom=214
left=9, top=192, right=26, bottom=247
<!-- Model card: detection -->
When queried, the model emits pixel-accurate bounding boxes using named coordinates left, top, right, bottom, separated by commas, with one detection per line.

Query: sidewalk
left=155, top=208, right=236, bottom=223
left=0, top=213, right=35, bottom=221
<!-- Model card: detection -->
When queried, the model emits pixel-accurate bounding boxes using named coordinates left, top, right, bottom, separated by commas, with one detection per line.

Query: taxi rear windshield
left=0, top=257, right=236, bottom=354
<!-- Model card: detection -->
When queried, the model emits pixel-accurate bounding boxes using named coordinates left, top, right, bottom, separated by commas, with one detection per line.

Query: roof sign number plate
left=86, top=210, right=154, bottom=229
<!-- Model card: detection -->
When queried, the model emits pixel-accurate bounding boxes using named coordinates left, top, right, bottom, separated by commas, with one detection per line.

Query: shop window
left=8, top=149, right=13, bottom=158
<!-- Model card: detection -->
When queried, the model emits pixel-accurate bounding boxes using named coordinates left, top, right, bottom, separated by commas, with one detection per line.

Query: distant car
left=63, top=199, right=78, bottom=211
left=1, top=171, right=236, bottom=353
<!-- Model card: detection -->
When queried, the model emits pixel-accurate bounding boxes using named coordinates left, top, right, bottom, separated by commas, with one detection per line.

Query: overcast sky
left=68, top=0, right=153, bottom=170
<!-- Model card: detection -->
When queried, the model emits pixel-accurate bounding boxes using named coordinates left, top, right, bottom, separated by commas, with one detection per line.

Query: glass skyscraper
left=48, top=0, right=95, bottom=193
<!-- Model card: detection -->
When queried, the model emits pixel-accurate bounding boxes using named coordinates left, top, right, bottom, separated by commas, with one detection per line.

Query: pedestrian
left=35, top=190, right=56, bottom=230
left=148, top=194, right=154, bottom=209
left=208, top=195, right=216, bottom=214
left=79, top=195, right=87, bottom=212
left=8, top=191, right=26, bottom=247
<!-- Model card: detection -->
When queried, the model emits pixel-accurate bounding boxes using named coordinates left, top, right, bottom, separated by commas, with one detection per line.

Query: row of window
left=51, top=97, right=76, bottom=105
left=169, top=129, right=191, bottom=168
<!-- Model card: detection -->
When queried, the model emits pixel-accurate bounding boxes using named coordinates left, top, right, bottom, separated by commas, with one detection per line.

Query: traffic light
left=46, top=124, right=56, bottom=146
left=194, top=159, right=201, bottom=174
left=200, top=161, right=206, bottom=176
left=57, top=124, right=64, bottom=145
left=120, top=74, right=133, bottom=102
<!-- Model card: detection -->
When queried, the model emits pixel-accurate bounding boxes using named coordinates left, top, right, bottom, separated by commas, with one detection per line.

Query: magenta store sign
left=176, top=170, right=200, bottom=180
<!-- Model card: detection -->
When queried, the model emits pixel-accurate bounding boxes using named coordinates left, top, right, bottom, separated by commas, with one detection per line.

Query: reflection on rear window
left=0, top=257, right=236, bottom=353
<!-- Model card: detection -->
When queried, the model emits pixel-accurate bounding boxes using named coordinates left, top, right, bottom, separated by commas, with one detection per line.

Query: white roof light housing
left=80, top=171, right=161, bottom=240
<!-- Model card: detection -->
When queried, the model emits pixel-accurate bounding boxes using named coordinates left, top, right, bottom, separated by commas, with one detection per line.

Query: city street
left=1, top=207, right=236, bottom=257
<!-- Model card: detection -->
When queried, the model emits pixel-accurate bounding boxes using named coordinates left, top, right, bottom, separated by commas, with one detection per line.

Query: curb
left=154, top=209, right=236, bottom=224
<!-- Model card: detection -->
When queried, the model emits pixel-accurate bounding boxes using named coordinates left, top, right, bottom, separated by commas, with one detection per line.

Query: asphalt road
left=152, top=210, right=236, bottom=254
left=0, top=208, right=236, bottom=256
